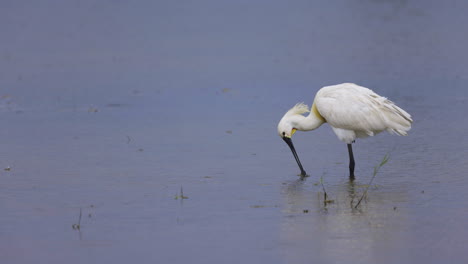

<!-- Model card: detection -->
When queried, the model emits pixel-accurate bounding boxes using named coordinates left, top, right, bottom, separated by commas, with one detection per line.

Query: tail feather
left=387, top=105, right=413, bottom=136
left=383, top=102, right=412, bottom=136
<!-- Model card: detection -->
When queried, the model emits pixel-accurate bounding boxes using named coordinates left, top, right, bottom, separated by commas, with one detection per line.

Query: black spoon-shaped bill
left=282, top=137, right=307, bottom=177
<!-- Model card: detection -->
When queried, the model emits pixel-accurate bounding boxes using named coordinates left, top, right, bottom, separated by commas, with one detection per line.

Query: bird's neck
left=293, top=104, right=326, bottom=131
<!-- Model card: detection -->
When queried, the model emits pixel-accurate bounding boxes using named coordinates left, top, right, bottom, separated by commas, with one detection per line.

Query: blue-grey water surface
left=1, top=1, right=468, bottom=263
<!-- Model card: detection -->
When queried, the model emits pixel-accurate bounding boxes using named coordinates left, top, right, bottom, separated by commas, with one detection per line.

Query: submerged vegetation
left=308, top=153, right=391, bottom=211
left=354, top=153, right=390, bottom=209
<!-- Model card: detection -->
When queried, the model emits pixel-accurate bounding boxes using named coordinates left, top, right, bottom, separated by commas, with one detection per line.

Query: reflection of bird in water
left=278, top=83, right=412, bottom=179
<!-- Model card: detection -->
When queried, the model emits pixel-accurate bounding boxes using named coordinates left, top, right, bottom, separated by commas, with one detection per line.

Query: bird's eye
left=282, top=132, right=286, bottom=136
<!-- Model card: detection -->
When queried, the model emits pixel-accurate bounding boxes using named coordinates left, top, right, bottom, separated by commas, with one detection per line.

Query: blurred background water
left=1, top=1, right=468, bottom=263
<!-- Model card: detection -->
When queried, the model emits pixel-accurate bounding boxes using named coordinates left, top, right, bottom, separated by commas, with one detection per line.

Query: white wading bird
left=277, top=83, right=412, bottom=179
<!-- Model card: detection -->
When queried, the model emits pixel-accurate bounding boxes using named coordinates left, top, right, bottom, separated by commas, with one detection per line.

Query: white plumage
left=315, top=83, right=412, bottom=143
left=277, top=83, right=413, bottom=178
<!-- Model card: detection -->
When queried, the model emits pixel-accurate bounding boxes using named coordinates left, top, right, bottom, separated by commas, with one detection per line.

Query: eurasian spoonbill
left=277, top=83, right=412, bottom=179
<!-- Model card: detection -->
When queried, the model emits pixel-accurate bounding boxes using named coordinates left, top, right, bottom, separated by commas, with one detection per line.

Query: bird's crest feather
left=286, top=103, right=310, bottom=116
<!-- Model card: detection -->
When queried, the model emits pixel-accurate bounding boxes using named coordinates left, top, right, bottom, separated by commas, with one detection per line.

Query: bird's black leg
left=347, top=143, right=355, bottom=180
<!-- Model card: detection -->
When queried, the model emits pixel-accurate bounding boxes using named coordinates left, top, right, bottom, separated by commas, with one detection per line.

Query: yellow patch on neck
left=312, top=103, right=326, bottom=122
left=291, top=128, right=297, bottom=136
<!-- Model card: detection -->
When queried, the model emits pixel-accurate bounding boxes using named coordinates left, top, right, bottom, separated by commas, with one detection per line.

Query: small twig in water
left=72, top=208, right=82, bottom=230
left=354, top=153, right=390, bottom=209
left=174, top=186, right=189, bottom=200
left=320, top=176, right=327, bottom=202
left=320, top=176, right=334, bottom=206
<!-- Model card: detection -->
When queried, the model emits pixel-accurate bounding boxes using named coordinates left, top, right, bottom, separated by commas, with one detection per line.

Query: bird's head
left=277, top=103, right=309, bottom=177
left=277, top=120, right=296, bottom=139
left=277, top=102, right=309, bottom=138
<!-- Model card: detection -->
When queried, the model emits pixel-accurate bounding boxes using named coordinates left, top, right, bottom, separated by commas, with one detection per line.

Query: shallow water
left=2, top=1, right=468, bottom=263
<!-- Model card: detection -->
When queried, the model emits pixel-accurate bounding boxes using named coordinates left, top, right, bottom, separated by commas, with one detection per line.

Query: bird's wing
left=315, top=85, right=409, bottom=135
